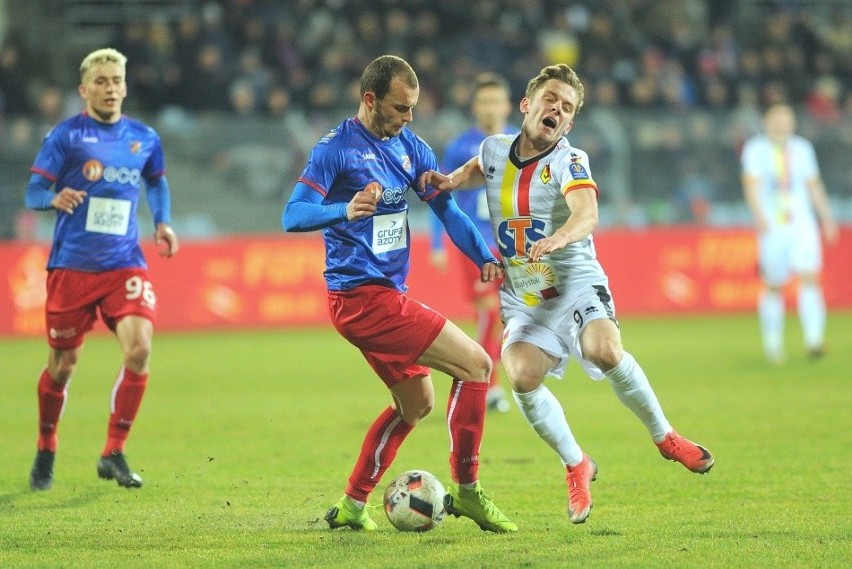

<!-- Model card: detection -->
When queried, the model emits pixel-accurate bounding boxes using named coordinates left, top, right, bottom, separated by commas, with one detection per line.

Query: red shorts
left=45, top=268, right=158, bottom=349
left=453, top=248, right=501, bottom=304
left=328, top=284, right=446, bottom=387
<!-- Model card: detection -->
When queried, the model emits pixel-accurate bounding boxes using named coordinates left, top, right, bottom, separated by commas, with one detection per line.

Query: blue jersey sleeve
left=283, top=182, right=348, bottom=232
left=24, top=173, right=56, bottom=210
left=30, top=124, right=68, bottom=181
left=145, top=175, right=171, bottom=225
left=428, top=191, right=496, bottom=268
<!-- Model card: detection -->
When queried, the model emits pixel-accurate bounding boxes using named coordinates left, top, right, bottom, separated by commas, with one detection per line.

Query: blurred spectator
left=179, top=43, right=231, bottom=112
left=806, top=75, right=844, bottom=125
left=0, top=36, right=34, bottom=115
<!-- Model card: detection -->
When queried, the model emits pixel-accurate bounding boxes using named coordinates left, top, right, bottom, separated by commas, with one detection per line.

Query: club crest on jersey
left=496, top=216, right=548, bottom=258
left=540, top=165, right=552, bottom=184
left=129, top=140, right=141, bottom=154
left=569, top=162, right=589, bottom=180
left=82, top=159, right=104, bottom=181
left=401, top=154, right=411, bottom=171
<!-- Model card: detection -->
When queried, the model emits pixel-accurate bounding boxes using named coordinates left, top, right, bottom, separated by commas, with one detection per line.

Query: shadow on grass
left=0, top=483, right=118, bottom=511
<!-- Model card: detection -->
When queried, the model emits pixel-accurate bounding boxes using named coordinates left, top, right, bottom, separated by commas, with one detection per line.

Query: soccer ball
left=383, top=470, right=446, bottom=532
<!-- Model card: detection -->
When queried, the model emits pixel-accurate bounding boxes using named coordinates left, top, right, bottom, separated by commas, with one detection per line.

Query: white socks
left=759, top=289, right=785, bottom=359
left=512, top=385, right=583, bottom=466
left=798, top=284, right=826, bottom=350
left=605, top=353, right=670, bottom=442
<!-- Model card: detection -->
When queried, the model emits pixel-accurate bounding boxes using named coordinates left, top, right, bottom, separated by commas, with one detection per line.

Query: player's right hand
left=419, top=170, right=455, bottom=192
left=346, top=187, right=380, bottom=221
left=480, top=260, right=504, bottom=282
left=51, top=187, right=87, bottom=214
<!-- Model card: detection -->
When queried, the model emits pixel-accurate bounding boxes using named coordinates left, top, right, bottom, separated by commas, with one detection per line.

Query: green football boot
left=444, top=482, right=518, bottom=533
left=324, top=496, right=378, bottom=531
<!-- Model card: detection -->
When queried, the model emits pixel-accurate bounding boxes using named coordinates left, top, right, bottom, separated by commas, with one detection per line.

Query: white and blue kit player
left=741, top=103, right=838, bottom=362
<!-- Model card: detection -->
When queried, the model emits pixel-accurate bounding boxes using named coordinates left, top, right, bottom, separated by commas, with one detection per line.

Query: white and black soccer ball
left=383, top=470, right=446, bottom=532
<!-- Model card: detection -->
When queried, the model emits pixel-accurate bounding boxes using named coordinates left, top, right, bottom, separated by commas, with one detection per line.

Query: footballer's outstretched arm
left=419, top=156, right=485, bottom=193
left=428, top=191, right=501, bottom=283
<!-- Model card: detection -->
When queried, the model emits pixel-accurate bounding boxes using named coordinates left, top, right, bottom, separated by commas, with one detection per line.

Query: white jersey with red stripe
left=741, top=133, right=821, bottom=232
left=478, top=134, right=606, bottom=306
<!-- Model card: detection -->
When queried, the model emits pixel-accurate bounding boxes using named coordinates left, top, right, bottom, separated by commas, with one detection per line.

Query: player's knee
left=123, top=342, right=151, bottom=371
left=399, top=397, right=434, bottom=425
left=463, top=346, right=493, bottom=384
left=50, top=363, right=75, bottom=384
left=504, top=360, right=544, bottom=393
left=49, top=350, right=78, bottom=383
left=585, top=338, right=623, bottom=372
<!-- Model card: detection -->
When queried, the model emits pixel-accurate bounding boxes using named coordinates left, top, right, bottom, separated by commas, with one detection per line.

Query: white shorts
left=758, top=223, right=822, bottom=287
left=500, top=281, right=616, bottom=381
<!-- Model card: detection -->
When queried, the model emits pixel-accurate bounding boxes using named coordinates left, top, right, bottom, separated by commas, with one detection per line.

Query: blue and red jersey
left=297, top=117, right=441, bottom=292
left=30, top=112, right=166, bottom=271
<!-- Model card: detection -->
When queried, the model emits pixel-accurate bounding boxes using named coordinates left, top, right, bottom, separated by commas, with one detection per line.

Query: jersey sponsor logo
left=368, top=183, right=411, bottom=203
left=540, top=164, right=552, bottom=184
left=485, top=165, right=496, bottom=180
left=80, top=161, right=142, bottom=186
left=569, top=163, right=588, bottom=180
left=82, top=136, right=98, bottom=143
left=372, top=210, right=407, bottom=253
left=86, top=197, right=131, bottom=235
left=104, top=166, right=142, bottom=186
left=496, top=216, right=548, bottom=258
left=82, top=159, right=104, bottom=181
left=129, top=140, right=142, bottom=154
left=363, top=152, right=377, bottom=160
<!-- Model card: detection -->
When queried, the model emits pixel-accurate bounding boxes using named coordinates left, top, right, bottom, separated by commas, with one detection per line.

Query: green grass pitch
left=1, top=312, right=850, bottom=567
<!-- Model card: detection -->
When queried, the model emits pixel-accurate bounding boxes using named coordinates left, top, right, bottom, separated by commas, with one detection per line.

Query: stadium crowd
left=0, top=0, right=849, bottom=238
left=1, top=0, right=849, bottom=120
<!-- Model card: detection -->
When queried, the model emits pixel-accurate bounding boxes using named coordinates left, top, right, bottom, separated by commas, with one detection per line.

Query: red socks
left=103, top=367, right=148, bottom=456
left=447, top=379, right=487, bottom=484
left=37, top=369, right=67, bottom=452
left=345, top=406, right=414, bottom=502
left=345, top=380, right=489, bottom=500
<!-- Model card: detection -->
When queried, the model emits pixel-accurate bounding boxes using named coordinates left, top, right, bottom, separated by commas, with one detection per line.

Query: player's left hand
left=480, top=260, right=504, bottom=283
left=528, top=234, right=569, bottom=262
left=155, top=223, right=179, bottom=258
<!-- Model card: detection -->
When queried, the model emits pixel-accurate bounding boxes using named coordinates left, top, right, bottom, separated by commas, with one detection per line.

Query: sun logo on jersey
left=523, top=261, right=557, bottom=287
left=129, top=140, right=141, bottom=154
left=82, top=159, right=104, bottom=181
left=540, top=164, right=552, bottom=184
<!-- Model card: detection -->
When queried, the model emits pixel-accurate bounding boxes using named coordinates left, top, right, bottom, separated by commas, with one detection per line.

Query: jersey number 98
left=125, top=276, right=156, bottom=306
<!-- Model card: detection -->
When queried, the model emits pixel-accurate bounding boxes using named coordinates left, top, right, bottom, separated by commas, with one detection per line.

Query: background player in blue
left=430, top=72, right=517, bottom=413
left=283, top=55, right=516, bottom=533
left=24, top=48, right=178, bottom=491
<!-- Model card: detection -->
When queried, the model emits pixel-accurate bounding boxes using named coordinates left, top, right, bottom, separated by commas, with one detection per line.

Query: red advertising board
left=1, top=227, right=849, bottom=337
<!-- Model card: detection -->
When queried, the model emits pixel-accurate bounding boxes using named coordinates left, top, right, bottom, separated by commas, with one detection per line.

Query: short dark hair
left=360, top=55, right=418, bottom=100
left=472, top=72, right=511, bottom=97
